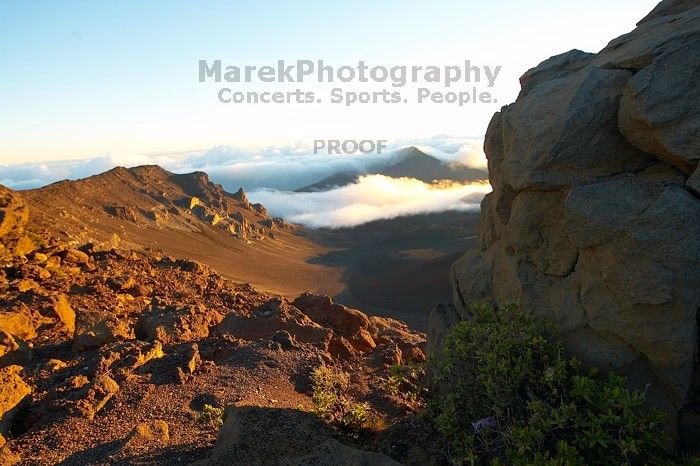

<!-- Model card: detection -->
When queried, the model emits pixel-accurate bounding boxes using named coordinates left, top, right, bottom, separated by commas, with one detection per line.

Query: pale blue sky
left=0, top=0, right=658, bottom=163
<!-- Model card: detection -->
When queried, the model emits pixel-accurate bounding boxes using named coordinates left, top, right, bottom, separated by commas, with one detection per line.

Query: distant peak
left=104, top=166, right=129, bottom=175
left=189, top=171, right=211, bottom=183
left=397, top=146, right=432, bottom=160
left=127, top=165, right=171, bottom=177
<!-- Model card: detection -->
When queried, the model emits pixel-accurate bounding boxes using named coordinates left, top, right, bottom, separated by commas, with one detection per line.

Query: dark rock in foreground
left=440, top=0, right=700, bottom=451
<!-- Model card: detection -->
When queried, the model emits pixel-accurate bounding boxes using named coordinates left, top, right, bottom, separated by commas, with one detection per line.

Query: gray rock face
left=491, top=50, right=655, bottom=192
left=441, top=0, right=700, bottom=450
left=618, top=42, right=700, bottom=173
left=637, top=0, right=700, bottom=24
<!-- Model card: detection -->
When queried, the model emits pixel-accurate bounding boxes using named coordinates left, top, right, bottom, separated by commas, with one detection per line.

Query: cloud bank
left=0, top=152, right=178, bottom=190
left=248, top=175, right=491, bottom=228
left=0, top=136, right=485, bottom=192
left=0, top=136, right=489, bottom=228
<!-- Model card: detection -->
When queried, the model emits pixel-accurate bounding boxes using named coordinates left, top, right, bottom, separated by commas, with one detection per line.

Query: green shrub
left=341, top=401, right=371, bottom=431
left=383, top=363, right=426, bottom=406
left=196, top=404, right=224, bottom=429
left=311, top=365, right=376, bottom=433
left=311, top=365, right=349, bottom=421
left=429, top=302, right=668, bottom=465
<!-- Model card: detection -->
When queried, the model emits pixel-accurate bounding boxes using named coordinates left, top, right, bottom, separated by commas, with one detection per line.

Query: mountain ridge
left=21, top=165, right=345, bottom=299
left=295, top=146, right=487, bottom=192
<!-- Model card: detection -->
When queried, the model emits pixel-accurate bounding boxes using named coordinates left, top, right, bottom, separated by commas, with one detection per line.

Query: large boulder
left=638, top=0, right=700, bottom=23
left=200, top=406, right=401, bottom=466
left=0, top=312, right=37, bottom=341
left=71, top=374, right=120, bottom=420
left=441, top=0, right=700, bottom=449
left=0, top=186, right=31, bottom=261
left=293, top=293, right=376, bottom=353
left=136, top=305, right=222, bottom=345
left=618, top=42, right=700, bottom=173
left=213, top=298, right=332, bottom=350
left=73, top=310, right=135, bottom=350
left=0, top=366, right=31, bottom=445
left=51, top=294, right=76, bottom=334
left=489, top=51, right=653, bottom=192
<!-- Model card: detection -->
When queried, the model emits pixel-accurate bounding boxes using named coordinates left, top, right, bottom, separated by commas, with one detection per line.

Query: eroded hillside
left=22, top=165, right=346, bottom=299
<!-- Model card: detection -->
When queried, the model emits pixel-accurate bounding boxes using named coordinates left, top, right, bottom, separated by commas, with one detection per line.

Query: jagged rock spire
left=234, top=187, right=249, bottom=206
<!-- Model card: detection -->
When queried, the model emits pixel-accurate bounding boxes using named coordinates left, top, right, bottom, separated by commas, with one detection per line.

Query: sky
left=0, top=0, right=659, bottom=165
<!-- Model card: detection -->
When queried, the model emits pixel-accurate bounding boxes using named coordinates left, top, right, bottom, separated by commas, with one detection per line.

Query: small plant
left=429, top=302, right=669, bottom=464
left=311, top=365, right=349, bottom=421
left=310, top=365, right=375, bottom=434
left=341, top=401, right=370, bottom=431
left=383, top=363, right=426, bottom=406
left=196, top=404, right=224, bottom=429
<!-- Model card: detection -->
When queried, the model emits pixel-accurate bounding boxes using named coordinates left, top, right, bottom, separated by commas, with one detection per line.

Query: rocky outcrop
left=105, top=205, right=139, bottom=224
left=73, top=310, right=135, bottom=350
left=0, top=186, right=34, bottom=262
left=215, top=295, right=424, bottom=364
left=442, top=0, right=700, bottom=449
left=136, top=304, right=223, bottom=344
left=233, top=187, right=250, bottom=207
left=186, top=190, right=279, bottom=241
left=214, top=297, right=333, bottom=350
left=293, top=293, right=377, bottom=353
left=0, top=365, right=30, bottom=445
left=51, top=294, right=76, bottom=333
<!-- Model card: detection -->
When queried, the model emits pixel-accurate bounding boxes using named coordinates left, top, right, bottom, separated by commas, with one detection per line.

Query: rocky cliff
left=440, top=0, right=700, bottom=449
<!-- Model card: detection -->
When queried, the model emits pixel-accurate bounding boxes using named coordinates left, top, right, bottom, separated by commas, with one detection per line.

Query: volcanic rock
left=136, top=305, right=222, bottom=345
left=73, top=310, right=135, bottom=350
left=71, top=374, right=120, bottom=420
left=124, top=419, right=170, bottom=446
left=51, top=294, right=76, bottom=333
left=60, top=248, right=90, bottom=266
left=0, top=366, right=31, bottom=445
left=214, top=298, right=332, bottom=350
left=441, top=0, right=700, bottom=446
left=293, top=293, right=376, bottom=353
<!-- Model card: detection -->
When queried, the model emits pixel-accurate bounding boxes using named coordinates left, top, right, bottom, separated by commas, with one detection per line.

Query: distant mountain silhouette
left=380, top=147, right=488, bottom=183
left=295, top=146, right=487, bottom=192
left=295, top=171, right=362, bottom=192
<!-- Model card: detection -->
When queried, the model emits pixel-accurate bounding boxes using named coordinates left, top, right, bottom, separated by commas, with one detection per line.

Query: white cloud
left=0, top=135, right=485, bottom=192
left=389, top=135, right=487, bottom=167
left=0, top=152, right=177, bottom=190
left=0, top=137, right=489, bottom=228
left=248, top=174, right=491, bottom=228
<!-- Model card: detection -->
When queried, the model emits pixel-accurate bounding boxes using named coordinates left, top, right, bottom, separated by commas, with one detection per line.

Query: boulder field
left=0, top=185, right=426, bottom=464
